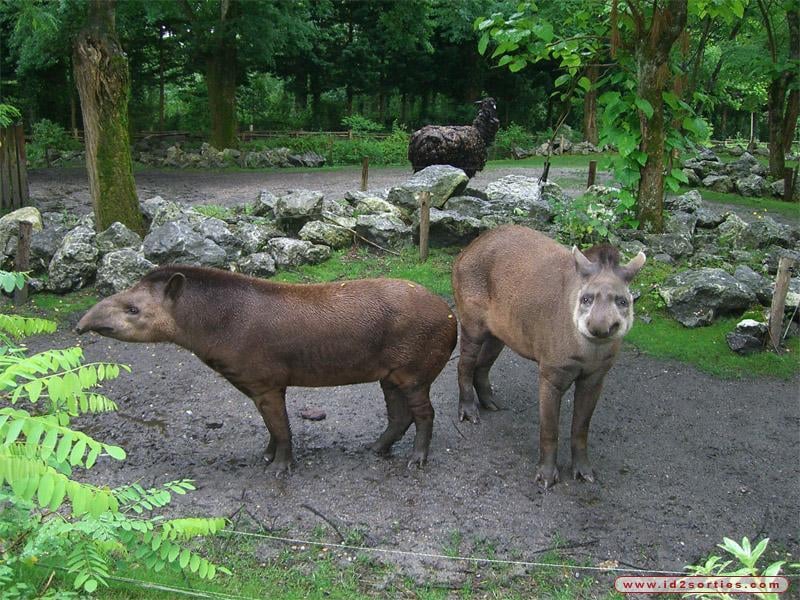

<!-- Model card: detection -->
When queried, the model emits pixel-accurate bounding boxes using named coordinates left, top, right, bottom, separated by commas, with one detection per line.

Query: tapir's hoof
left=535, top=464, right=560, bottom=489
left=458, top=403, right=481, bottom=424
left=270, top=461, right=293, bottom=479
left=367, top=441, right=391, bottom=456
left=406, top=451, right=427, bottom=469
left=571, top=460, right=596, bottom=482
left=481, top=399, right=500, bottom=411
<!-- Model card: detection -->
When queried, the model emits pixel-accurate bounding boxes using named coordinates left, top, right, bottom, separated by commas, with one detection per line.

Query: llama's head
left=473, top=98, right=500, bottom=144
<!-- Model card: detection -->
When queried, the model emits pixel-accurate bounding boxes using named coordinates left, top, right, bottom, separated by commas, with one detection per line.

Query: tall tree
left=73, top=0, right=143, bottom=233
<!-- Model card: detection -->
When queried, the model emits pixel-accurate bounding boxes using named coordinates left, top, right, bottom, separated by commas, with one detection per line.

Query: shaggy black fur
left=407, top=98, right=500, bottom=178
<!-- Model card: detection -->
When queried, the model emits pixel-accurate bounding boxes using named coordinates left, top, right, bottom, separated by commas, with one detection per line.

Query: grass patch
left=272, top=246, right=457, bottom=297
left=1, top=289, right=98, bottom=322
left=628, top=261, right=800, bottom=379
left=487, top=153, right=615, bottom=170
left=13, top=530, right=625, bottom=599
left=683, top=187, right=800, bottom=220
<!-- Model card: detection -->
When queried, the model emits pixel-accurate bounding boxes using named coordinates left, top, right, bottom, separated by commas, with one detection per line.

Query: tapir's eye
left=127, top=306, right=139, bottom=315
left=581, top=294, right=593, bottom=305
left=616, top=297, right=629, bottom=308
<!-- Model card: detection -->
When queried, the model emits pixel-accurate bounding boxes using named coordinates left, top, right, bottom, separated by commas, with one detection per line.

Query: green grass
left=15, top=532, right=624, bottom=599
left=487, top=153, right=614, bottom=170
left=272, top=246, right=457, bottom=297
left=1, top=289, right=98, bottom=322
left=683, top=187, right=800, bottom=220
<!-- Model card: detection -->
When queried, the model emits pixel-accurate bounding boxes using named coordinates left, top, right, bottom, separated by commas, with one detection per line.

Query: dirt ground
left=23, top=165, right=800, bottom=588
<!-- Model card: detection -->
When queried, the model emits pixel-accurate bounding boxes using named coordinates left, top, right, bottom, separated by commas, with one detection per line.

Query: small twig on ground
left=301, top=503, right=345, bottom=542
left=320, top=214, right=402, bottom=256
left=450, top=418, right=467, bottom=440
left=38, top=570, right=55, bottom=596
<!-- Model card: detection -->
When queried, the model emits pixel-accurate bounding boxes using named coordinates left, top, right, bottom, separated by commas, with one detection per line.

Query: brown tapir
left=75, top=266, right=457, bottom=476
left=452, top=225, right=645, bottom=488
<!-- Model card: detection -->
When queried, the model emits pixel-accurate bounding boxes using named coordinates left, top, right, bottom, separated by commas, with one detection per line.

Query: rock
left=702, top=175, right=735, bottom=193
left=96, top=222, right=142, bottom=255
left=733, top=265, right=773, bottom=305
left=784, top=277, right=800, bottom=311
left=726, top=331, right=765, bottom=355
left=741, top=216, right=794, bottom=249
left=643, top=233, right=694, bottom=258
left=151, top=200, right=189, bottom=228
left=299, top=408, right=327, bottom=421
left=414, top=208, right=483, bottom=246
left=299, top=220, right=353, bottom=249
left=735, top=318, right=769, bottom=338
left=663, top=211, right=697, bottom=237
left=652, top=253, right=675, bottom=264
left=727, top=151, right=759, bottom=176
left=484, top=175, right=564, bottom=222
left=735, top=174, right=768, bottom=197
left=288, top=152, right=326, bottom=168
left=682, top=168, right=701, bottom=187
left=716, top=214, right=750, bottom=248
left=0, top=206, right=43, bottom=261
left=143, top=221, right=227, bottom=267
left=353, top=197, right=404, bottom=219
left=274, top=189, right=324, bottom=229
left=445, top=196, right=495, bottom=219
left=354, top=214, right=412, bottom=250
left=96, top=249, right=155, bottom=296
left=763, top=247, right=800, bottom=275
left=266, top=237, right=331, bottom=268
left=659, top=268, right=756, bottom=327
left=695, top=206, right=728, bottom=228
left=194, top=217, right=241, bottom=258
left=767, top=179, right=799, bottom=201
left=48, top=226, right=99, bottom=293
left=749, top=163, right=768, bottom=177
left=234, top=222, right=284, bottom=254
left=387, top=165, right=469, bottom=210
left=141, top=196, right=167, bottom=224
left=30, top=226, right=67, bottom=272
left=697, top=148, right=721, bottom=162
left=237, top=252, right=277, bottom=277
left=619, top=240, right=647, bottom=257
left=345, top=189, right=389, bottom=203
left=665, top=189, right=702, bottom=213
left=321, top=198, right=355, bottom=219
left=253, top=190, right=279, bottom=218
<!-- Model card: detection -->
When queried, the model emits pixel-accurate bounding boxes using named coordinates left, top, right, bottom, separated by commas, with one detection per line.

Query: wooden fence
left=0, top=124, right=29, bottom=211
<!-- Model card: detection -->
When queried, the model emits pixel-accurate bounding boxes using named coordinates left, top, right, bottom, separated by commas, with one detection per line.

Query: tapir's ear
left=620, top=252, right=646, bottom=282
left=572, top=246, right=599, bottom=278
left=163, top=273, right=186, bottom=302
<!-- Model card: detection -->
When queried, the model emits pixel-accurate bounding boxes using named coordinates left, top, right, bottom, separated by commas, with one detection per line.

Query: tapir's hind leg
left=253, top=388, right=293, bottom=477
left=473, top=335, right=505, bottom=410
left=370, top=379, right=414, bottom=456
left=404, top=384, right=434, bottom=469
left=457, top=320, right=489, bottom=423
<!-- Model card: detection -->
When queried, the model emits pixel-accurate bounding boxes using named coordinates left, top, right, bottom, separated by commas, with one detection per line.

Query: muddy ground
left=23, top=165, right=800, bottom=590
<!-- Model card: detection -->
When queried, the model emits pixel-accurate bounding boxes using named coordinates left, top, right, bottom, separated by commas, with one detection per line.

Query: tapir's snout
left=75, top=301, right=117, bottom=337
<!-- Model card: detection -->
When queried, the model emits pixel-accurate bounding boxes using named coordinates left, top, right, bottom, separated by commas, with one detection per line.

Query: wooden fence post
left=587, top=160, right=597, bottom=188
left=0, top=124, right=30, bottom=211
left=13, top=221, right=32, bottom=306
left=784, top=167, right=796, bottom=202
left=327, top=135, right=334, bottom=167
left=418, top=191, right=431, bottom=263
left=768, top=255, right=796, bottom=352
left=361, top=157, right=369, bottom=191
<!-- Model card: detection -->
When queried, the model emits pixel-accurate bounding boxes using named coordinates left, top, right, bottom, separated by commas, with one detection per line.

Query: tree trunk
left=633, top=0, right=688, bottom=233
left=582, top=63, right=599, bottom=145
left=158, top=26, right=165, bottom=131
left=205, top=40, right=238, bottom=149
left=73, top=0, right=143, bottom=234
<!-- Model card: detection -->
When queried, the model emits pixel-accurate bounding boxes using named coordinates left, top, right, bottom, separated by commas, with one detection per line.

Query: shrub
left=492, top=123, right=538, bottom=159
left=553, top=187, right=638, bottom=247
left=0, top=271, right=230, bottom=595
left=27, top=119, right=81, bottom=167
left=341, top=114, right=384, bottom=134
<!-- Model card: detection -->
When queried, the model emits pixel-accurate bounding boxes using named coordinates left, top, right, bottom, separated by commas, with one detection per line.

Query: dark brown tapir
left=452, top=225, right=645, bottom=488
left=76, top=266, right=457, bottom=475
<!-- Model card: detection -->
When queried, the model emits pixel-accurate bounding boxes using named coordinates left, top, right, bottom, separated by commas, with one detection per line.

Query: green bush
left=27, top=119, right=81, bottom=167
left=341, top=114, right=384, bottom=133
left=553, top=187, right=638, bottom=247
left=0, top=271, right=230, bottom=596
left=492, top=123, right=538, bottom=158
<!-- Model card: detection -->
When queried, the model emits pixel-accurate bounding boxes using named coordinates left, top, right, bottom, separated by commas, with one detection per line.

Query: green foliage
left=26, top=119, right=81, bottom=167
left=341, top=114, right=384, bottom=134
left=0, top=104, right=22, bottom=128
left=0, top=271, right=230, bottom=595
left=553, top=187, right=638, bottom=246
left=492, top=123, right=539, bottom=159
left=685, top=537, right=796, bottom=600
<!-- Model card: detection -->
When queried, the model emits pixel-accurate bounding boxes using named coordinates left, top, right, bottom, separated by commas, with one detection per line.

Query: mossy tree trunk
left=631, top=0, right=688, bottom=233
left=205, top=41, right=238, bottom=149
left=582, top=63, right=599, bottom=145
left=73, top=0, right=143, bottom=234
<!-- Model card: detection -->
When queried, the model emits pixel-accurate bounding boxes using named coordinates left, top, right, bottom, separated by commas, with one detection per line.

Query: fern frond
left=160, top=517, right=227, bottom=541
left=67, top=542, right=110, bottom=593
left=0, top=451, right=119, bottom=515
left=0, top=314, right=57, bottom=340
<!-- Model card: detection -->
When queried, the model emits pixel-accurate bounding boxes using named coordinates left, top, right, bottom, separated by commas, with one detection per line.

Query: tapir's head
left=571, top=245, right=645, bottom=342
left=75, top=271, right=186, bottom=343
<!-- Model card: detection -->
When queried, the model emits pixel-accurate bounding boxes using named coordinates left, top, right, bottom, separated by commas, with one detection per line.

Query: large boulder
left=741, top=216, right=795, bottom=249
left=726, top=319, right=768, bottom=355
left=484, top=175, right=564, bottom=222
left=150, top=199, right=190, bottom=228
left=30, top=226, right=67, bottom=272
left=445, top=195, right=496, bottom=219
left=413, top=208, right=484, bottom=246
left=726, top=152, right=759, bottom=176
left=735, top=174, right=768, bottom=197
left=659, top=268, right=756, bottom=327
left=143, top=221, right=227, bottom=267
left=266, top=237, right=331, bottom=268
left=665, top=189, right=702, bottom=213
left=237, top=252, right=277, bottom=278
left=288, top=152, right=326, bottom=168
left=643, top=233, right=694, bottom=258
left=716, top=214, right=750, bottom=248
left=47, top=226, right=99, bottom=293
left=387, top=165, right=469, bottom=210
left=96, top=222, right=142, bottom=255
left=96, top=249, right=155, bottom=296
left=355, top=214, right=412, bottom=250
left=194, top=217, right=241, bottom=259
left=299, top=220, right=353, bottom=249
left=733, top=265, right=773, bottom=306
left=701, top=175, right=734, bottom=193
left=234, top=221, right=284, bottom=254
left=353, top=196, right=404, bottom=219
left=274, top=189, right=324, bottom=230
left=253, top=190, right=279, bottom=218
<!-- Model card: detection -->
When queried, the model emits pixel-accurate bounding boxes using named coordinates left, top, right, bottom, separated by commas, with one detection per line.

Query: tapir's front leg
left=253, top=388, right=293, bottom=477
left=535, top=368, right=573, bottom=489
left=570, top=372, right=606, bottom=482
